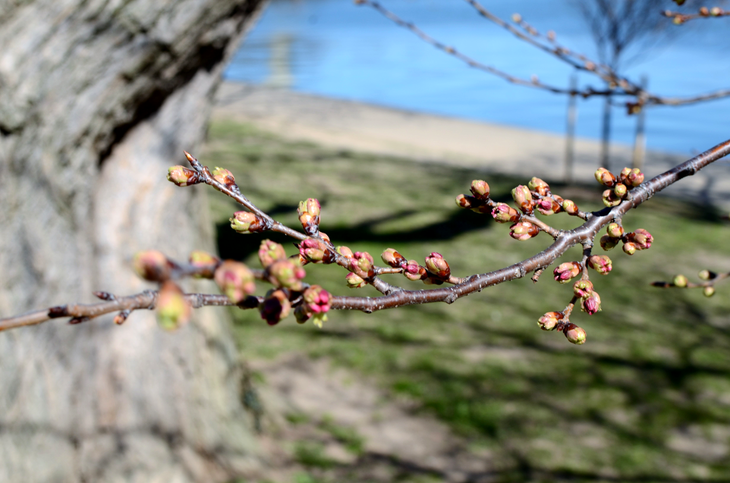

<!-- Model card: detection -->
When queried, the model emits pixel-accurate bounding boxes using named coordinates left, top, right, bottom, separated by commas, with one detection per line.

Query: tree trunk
left=0, top=1, right=267, bottom=481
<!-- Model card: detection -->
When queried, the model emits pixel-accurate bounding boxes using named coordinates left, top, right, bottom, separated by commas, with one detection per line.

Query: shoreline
left=212, top=82, right=730, bottom=210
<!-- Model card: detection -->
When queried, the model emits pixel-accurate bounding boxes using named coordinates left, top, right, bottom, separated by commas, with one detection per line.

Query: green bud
left=672, top=274, right=688, bottom=288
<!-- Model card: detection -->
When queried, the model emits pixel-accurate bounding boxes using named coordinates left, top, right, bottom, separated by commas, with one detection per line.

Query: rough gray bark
left=0, top=1, right=267, bottom=481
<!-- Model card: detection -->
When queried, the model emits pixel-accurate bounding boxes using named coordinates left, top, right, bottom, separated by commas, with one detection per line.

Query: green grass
left=206, top=119, right=730, bottom=482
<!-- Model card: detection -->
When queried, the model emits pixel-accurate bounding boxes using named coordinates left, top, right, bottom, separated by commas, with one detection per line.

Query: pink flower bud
left=167, top=165, right=200, bottom=186
left=299, top=237, right=334, bottom=264
left=594, top=168, right=616, bottom=187
left=346, top=272, right=367, bottom=288
left=337, top=246, right=354, bottom=258
left=511, top=185, right=533, bottom=213
left=538, top=311, right=562, bottom=331
left=509, top=221, right=539, bottom=241
left=381, top=248, right=406, bottom=268
left=470, top=180, right=490, bottom=200
left=403, top=260, right=426, bottom=281
left=156, top=281, right=191, bottom=330
left=553, top=262, right=581, bottom=284
left=259, top=289, right=291, bottom=326
left=622, top=242, right=637, bottom=255
left=230, top=211, right=266, bottom=234
left=349, top=251, right=375, bottom=279
left=528, top=177, right=550, bottom=196
left=562, top=199, right=579, bottom=215
left=298, top=198, right=321, bottom=235
left=599, top=235, right=619, bottom=251
left=580, top=291, right=602, bottom=315
left=211, top=167, right=236, bottom=188
left=535, top=197, right=561, bottom=216
left=563, top=323, right=587, bottom=344
left=606, top=223, right=624, bottom=239
left=303, top=285, right=331, bottom=314
left=573, top=279, right=594, bottom=298
left=424, top=252, right=451, bottom=279
left=267, top=259, right=306, bottom=291
left=587, top=255, right=612, bottom=275
left=491, top=203, right=520, bottom=223
left=214, top=260, right=256, bottom=304
left=626, top=229, right=653, bottom=250
left=627, top=169, right=644, bottom=187
left=133, top=250, right=171, bottom=282
left=258, top=240, right=287, bottom=268
left=602, top=189, right=622, bottom=208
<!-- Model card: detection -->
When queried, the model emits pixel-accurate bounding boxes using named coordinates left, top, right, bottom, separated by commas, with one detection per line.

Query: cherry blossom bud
left=673, top=274, right=688, bottom=288
left=528, top=177, right=550, bottom=196
left=455, top=193, right=476, bottom=209
left=619, top=168, right=644, bottom=187
left=337, top=246, right=354, bottom=258
left=602, top=189, right=622, bottom=207
left=492, top=203, right=520, bottom=223
left=511, top=185, right=533, bottom=213
left=167, top=166, right=199, bottom=186
left=215, top=260, right=256, bottom=304
left=268, top=259, right=306, bottom=291
left=622, top=242, right=637, bottom=255
left=230, top=211, right=266, bottom=234
left=606, top=223, right=624, bottom=238
left=470, top=180, right=490, bottom=200
left=599, top=235, right=619, bottom=251
left=562, top=199, right=579, bottom=215
left=587, top=255, right=612, bottom=275
left=535, top=197, right=561, bottom=216
left=563, top=323, right=587, bottom=345
left=425, top=252, right=451, bottom=279
left=509, top=221, right=539, bottom=241
left=299, top=237, right=333, bottom=264
left=211, top=167, right=236, bottom=188
left=710, top=7, right=722, bottom=16
left=538, top=312, right=562, bottom=331
left=553, top=262, right=581, bottom=284
left=298, top=198, right=321, bottom=235
left=626, top=229, right=653, bottom=250
left=298, top=285, right=332, bottom=328
left=673, top=16, right=683, bottom=25
left=573, top=279, right=594, bottom=298
left=346, top=272, right=367, bottom=288
left=258, top=240, right=287, bottom=268
left=189, top=250, right=218, bottom=267
left=381, top=248, right=406, bottom=268
left=403, top=260, right=427, bottom=281
left=613, top=183, right=628, bottom=198
left=156, top=281, right=191, bottom=330
left=703, top=286, right=716, bottom=297
left=580, top=291, right=602, bottom=315
left=259, top=289, right=291, bottom=326
left=349, top=251, right=375, bottom=279
left=698, top=270, right=713, bottom=281
left=594, top=168, right=616, bottom=187
left=133, top=250, right=171, bottom=282
left=699, top=6, right=709, bottom=16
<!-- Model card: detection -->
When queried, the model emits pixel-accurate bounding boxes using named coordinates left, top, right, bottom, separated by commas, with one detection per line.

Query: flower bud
left=535, top=197, right=561, bottom=216
left=594, top=168, right=616, bottom=187
left=613, top=183, right=627, bottom=199
left=337, top=246, right=354, bottom=258
left=259, top=289, right=291, bottom=326
left=710, top=7, right=722, bottom=16
left=189, top=250, right=219, bottom=267
left=673, top=274, right=688, bottom=288
left=470, top=180, right=490, bottom=200
left=156, top=281, right=191, bottom=330
left=133, top=250, right=171, bottom=282
left=509, top=221, right=539, bottom=241
left=602, top=189, right=622, bottom=207
left=528, top=177, right=550, bottom=196
left=302, top=285, right=331, bottom=315
left=267, top=259, right=306, bottom=291
left=298, top=198, right=321, bottom=235
left=455, top=193, right=476, bottom=209
left=349, top=251, right=375, bottom=279
left=580, top=291, right=602, bottom=315
left=403, top=260, right=426, bottom=281
left=230, top=211, right=266, bottom=234
left=606, top=223, right=624, bottom=239
left=553, top=262, right=581, bottom=284
left=622, top=242, right=637, bottom=255
left=703, top=286, right=716, bottom=297
left=346, top=272, right=367, bottom=288
left=587, top=255, right=612, bottom=275
left=491, top=203, right=520, bottom=223
left=511, top=185, right=533, bottom=213
left=167, top=166, right=199, bottom=186
left=211, top=167, right=235, bottom=188
left=626, top=229, right=653, bottom=250
left=215, top=260, right=256, bottom=304
left=619, top=168, right=644, bottom=187
left=299, top=237, right=333, bottom=264
left=599, top=235, right=619, bottom=251
left=573, top=279, right=594, bottom=298
left=258, top=240, right=287, bottom=268
left=424, top=252, right=451, bottom=279
left=698, top=270, right=713, bottom=281
left=538, top=311, right=562, bottom=331
left=562, top=199, right=579, bottom=215
left=563, top=323, right=587, bottom=345
left=381, top=248, right=406, bottom=268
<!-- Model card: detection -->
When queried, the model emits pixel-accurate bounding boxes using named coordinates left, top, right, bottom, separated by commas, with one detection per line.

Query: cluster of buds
left=266, top=259, right=306, bottom=291
left=599, top=222, right=653, bottom=256
left=537, top=311, right=586, bottom=345
left=295, top=285, right=332, bottom=328
left=455, top=180, right=492, bottom=214
left=299, top=236, right=335, bottom=264
left=595, top=167, right=644, bottom=208
left=573, top=279, right=601, bottom=315
left=214, top=260, right=256, bottom=304
left=298, top=198, right=321, bottom=236
left=652, top=270, right=720, bottom=298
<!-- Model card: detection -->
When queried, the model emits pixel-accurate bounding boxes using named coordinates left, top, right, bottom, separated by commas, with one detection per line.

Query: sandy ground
left=213, top=82, right=730, bottom=210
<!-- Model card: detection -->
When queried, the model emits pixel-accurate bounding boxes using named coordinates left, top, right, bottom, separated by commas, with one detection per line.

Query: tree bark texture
left=0, top=1, right=267, bottom=481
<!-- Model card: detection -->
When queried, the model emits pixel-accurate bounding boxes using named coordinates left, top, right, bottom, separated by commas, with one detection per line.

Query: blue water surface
left=226, top=0, right=730, bottom=155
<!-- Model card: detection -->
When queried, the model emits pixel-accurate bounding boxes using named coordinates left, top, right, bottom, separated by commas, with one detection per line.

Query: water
left=226, top=0, right=730, bottom=156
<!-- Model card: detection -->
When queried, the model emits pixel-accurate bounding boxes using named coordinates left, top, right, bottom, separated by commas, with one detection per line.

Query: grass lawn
left=205, top=119, right=730, bottom=483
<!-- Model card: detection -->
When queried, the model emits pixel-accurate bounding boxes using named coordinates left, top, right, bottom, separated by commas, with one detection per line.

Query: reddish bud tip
left=381, top=248, right=406, bottom=268
left=214, top=261, right=256, bottom=304
left=258, top=240, right=288, bottom=268
left=156, top=281, right=191, bottom=330
left=587, top=255, right=612, bottom=275
left=259, top=289, right=291, bottom=326
left=470, top=180, right=490, bottom=200
left=425, top=252, right=451, bottom=280
left=492, top=203, right=520, bottom=223
left=580, top=291, right=602, bottom=315
left=133, top=250, right=171, bottom=282
left=511, top=185, right=533, bottom=213
left=595, top=168, right=617, bottom=187
left=563, top=323, right=587, bottom=345
left=538, top=311, right=563, bottom=331
left=528, top=177, right=550, bottom=196
left=298, top=198, right=321, bottom=235
left=562, top=199, right=579, bottom=215
left=553, top=262, right=581, bottom=284
left=212, top=167, right=236, bottom=188
left=509, top=221, right=539, bottom=241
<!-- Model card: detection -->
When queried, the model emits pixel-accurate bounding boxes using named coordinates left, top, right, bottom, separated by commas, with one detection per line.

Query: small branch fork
left=355, top=0, right=730, bottom=109
left=2, top=139, right=729, bottom=333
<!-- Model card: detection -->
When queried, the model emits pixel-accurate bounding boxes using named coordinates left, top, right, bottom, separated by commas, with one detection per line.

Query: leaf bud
left=258, top=240, right=287, bottom=268
left=553, top=262, right=581, bottom=284
left=573, top=279, right=594, bottom=298
left=538, top=311, right=562, bottom=331
left=424, top=252, right=451, bottom=279
left=470, top=180, right=490, bottom=200
left=528, top=177, right=550, bottom=196
left=133, top=250, right=171, bottom=282
left=672, top=274, right=688, bottom=288
left=230, top=211, right=266, bottom=234
left=298, top=198, right=321, bottom=235
left=381, top=248, right=406, bottom=268
left=599, top=235, right=619, bottom=251
left=562, top=199, right=579, bottom=215
left=606, top=223, right=624, bottom=239
left=156, top=281, right=191, bottom=330
left=491, top=203, right=520, bottom=223
left=346, top=272, right=367, bottom=288
left=594, top=168, right=616, bottom=187
left=403, top=260, right=427, bottom=281
left=349, top=251, right=375, bottom=279
left=214, top=260, right=256, bottom=304
left=509, top=221, right=539, bottom=241
left=211, top=167, right=236, bottom=188
left=167, top=166, right=199, bottom=187
left=511, top=185, right=533, bottom=213
left=580, top=291, right=602, bottom=315
left=587, top=255, right=612, bottom=275
left=259, top=289, right=291, bottom=326
left=563, top=323, right=587, bottom=345
left=267, top=259, right=306, bottom=291
left=703, top=286, right=716, bottom=297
